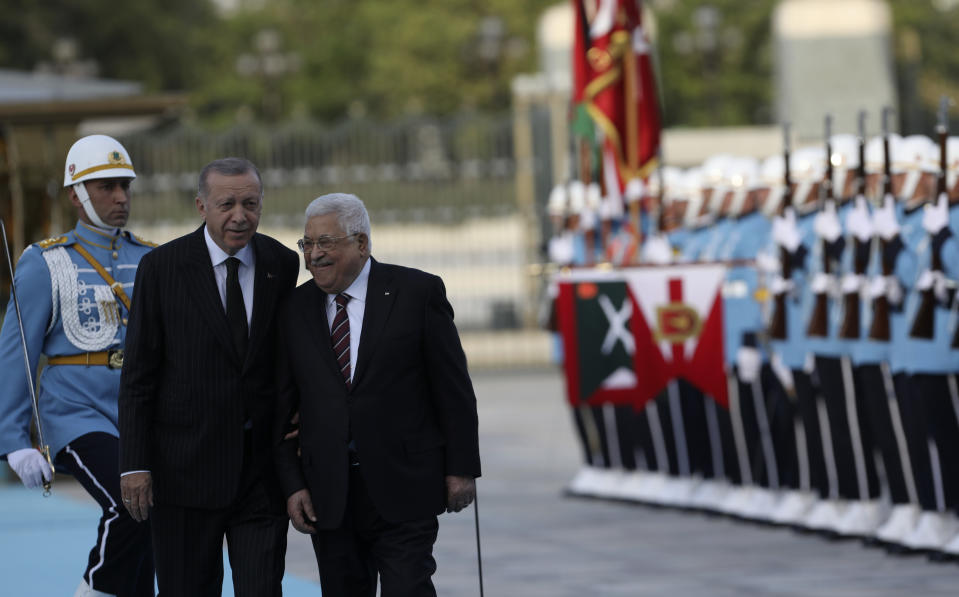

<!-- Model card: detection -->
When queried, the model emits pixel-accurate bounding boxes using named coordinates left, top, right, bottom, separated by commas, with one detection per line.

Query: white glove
left=770, top=352, right=795, bottom=395
left=872, top=194, right=900, bottom=241
left=643, top=234, right=673, bottom=265
left=867, top=276, right=887, bottom=300
left=916, top=269, right=952, bottom=303
left=770, top=275, right=794, bottom=296
left=7, top=448, right=52, bottom=490
left=772, top=209, right=801, bottom=252
left=916, top=269, right=935, bottom=291
left=548, top=234, right=574, bottom=265
left=814, top=202, right=842, bottom=243
left=846, top=197, right=873, bottom=242
left=922, top=192, right=950, bottom=236
left=810, top=272, right=834, bottom=295
left=755, top=251, right=781, bottom=275
left=736, top=347, right=762, bottom=384
left=887, top=276, right=903, bottom=306
left=841, top=273, right=864, bottom=294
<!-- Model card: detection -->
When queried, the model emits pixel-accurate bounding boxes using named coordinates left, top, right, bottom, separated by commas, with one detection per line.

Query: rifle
left=807, top=115, right=835, bottom=337
left=868, top=107, right=895, bottom=341
left=769, top=122, right=793, bottom=340
left=911, top=96, right=950, bottom=339
left=839, top=111, right=869, bottom=339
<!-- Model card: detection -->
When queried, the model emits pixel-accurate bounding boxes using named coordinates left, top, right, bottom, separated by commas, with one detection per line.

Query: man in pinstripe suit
left=118, top=157, right=299, bottom=596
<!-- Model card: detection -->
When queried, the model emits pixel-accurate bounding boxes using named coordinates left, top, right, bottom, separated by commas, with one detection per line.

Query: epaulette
left=35, top=235, right=72, bottom=250
left=130, top=233, right=158, bottom=248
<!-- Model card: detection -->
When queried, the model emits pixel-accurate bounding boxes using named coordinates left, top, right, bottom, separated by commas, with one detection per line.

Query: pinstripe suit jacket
left=119, top=226, right=299, bottom=508
left=274, top=259, right=481, bottom=526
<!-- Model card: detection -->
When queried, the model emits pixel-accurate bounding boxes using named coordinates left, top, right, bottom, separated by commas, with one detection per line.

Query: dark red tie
left=331, top=293, right=351, bottom=389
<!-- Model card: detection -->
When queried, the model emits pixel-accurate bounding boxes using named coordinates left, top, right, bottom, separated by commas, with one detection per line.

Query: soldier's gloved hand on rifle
left=916, top=269, right=950, bottom=303
left=810, top=272, right=835, bottom=295
left=736, top=346, right=762, bottom=384
left=814, top=201, right=842, bottom=243
left=772, top=208, right=801, bottom=252
left=7, top=447, right=52, bottom=490
left=643, top=234, right=673, bottom=265
left=770, top=274, right=794, bottom=295
left=922, top=192, right=950, bottom=236
left=755, top=250, right=780, bottom=274
left=872, top=194, right=900, bottom=241
left=770, top=352, right=796, bottom=396
left=841, top=273, right=864, bottom=294
left=846, top=197, right=873, bottom=242
left=868, top=274, right=903, bottom=306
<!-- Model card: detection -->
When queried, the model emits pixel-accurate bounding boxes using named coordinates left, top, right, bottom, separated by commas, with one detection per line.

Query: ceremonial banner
left=556, top=264, right=728, bottom=410
left=572, top=0, right=661, bottom=190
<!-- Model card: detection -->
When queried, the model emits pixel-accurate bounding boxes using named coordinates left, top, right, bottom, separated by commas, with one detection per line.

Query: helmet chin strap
left=73, top=182, right=113, bottom=230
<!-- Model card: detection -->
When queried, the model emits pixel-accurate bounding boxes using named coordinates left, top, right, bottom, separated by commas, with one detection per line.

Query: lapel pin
left=384, top=291, right=390, bottom=295
left=267, top=272, right=274, bottom=279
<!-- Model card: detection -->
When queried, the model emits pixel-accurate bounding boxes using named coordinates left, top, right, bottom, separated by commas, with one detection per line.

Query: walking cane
left=474, top=484, right=485, bottom=597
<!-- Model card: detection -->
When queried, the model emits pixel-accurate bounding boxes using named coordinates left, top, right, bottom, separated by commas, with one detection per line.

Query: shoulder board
left=130, top=234, right=158, bottom=248
left=35, top=235, right=72, bottom=250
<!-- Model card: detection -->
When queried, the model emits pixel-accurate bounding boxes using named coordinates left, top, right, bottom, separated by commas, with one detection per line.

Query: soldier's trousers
left=793, top=369, right=830, bottom=498
left=894, top=373, right=938, bottom=511
left=814, top=356, right=880, bottom=501
left=854, top=363, right=914, bottom=505
left=908, top=373, right=959, bottom=512
left=57, top=432, right=155, bottom=597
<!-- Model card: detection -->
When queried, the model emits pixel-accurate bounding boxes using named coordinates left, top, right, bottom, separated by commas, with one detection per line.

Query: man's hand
left=445, top=475, right=476, bottom=513
left=120, top=472, right=153, bottom=522
left=847, top=196, right=873, bottom=242
left=813, top=201, right=842, bottom=243
left=872, top=194, right=900, bottom=241
left=772, top=209, right=801, bottom=252
left=923, top=192, right=950, bottom=235
left=284, top=411, right=300, bottom=441
left=287, top=489, right=317, bottom=534
left=7, top=448, right=52, bottom=490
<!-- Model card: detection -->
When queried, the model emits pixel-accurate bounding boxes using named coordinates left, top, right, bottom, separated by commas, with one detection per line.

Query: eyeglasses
left=297, top=234, right=357, bottom=253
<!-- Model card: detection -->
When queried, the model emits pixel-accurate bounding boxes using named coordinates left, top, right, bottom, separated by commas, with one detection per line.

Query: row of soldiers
left=548, top=116, right=959, bottom=559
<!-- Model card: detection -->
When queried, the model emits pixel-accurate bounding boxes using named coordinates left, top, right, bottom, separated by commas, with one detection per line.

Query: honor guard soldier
left=0, top=135, right=156, bottom=597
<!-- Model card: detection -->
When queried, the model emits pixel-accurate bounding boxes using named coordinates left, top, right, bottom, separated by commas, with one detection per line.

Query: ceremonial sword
left=0, top=218, right=54, bottom=495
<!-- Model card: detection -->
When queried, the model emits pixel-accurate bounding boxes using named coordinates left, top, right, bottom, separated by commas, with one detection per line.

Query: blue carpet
left=0, top=484, right=319, bottom=596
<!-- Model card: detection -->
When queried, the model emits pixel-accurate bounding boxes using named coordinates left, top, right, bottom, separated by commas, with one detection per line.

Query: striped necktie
left=331, top=293, right=351, bottom=389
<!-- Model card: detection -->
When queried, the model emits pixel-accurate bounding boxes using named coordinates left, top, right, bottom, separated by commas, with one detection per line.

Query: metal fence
left=117, top=113, right=553, bottom=369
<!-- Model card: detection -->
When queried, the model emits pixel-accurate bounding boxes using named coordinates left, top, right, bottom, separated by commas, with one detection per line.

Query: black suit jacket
left=274, top=258, right=481, bottom=526
left=119, top=226, right=299, bottom=509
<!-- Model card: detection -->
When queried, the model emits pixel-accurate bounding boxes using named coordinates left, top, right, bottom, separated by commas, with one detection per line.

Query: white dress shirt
left=204, top=226, right=255, bottom=327
left=325, top=257, right=371, bottom=383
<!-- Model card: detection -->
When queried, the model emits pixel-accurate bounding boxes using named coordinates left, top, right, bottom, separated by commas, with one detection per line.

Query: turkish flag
left=556, top=264, right=728, bottom=411
left=572, top=0, right=661, bottom=191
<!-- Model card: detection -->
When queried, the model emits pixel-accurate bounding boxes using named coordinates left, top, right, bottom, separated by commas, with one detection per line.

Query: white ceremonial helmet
left=790, top=146, right=826, bottom=214
left=727, top=156, right=760, bottom=217
left=896, top=134, right=936, bottom=208
left=760, top=154, right=786, bottom=217
left=63, top=134, right=136, bottom=228
left=829, top=133, right=859, bottom=200
left=947, top=136, right=959, bottom=192
left=660, top=166, right=684, bottom=206
left=681, top=167, right=705, bottom=228
left=547, top=184, right=568, bottom=218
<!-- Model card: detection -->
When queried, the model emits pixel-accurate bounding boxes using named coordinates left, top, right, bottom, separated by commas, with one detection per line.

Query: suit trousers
left=58, top=432, right=155, bottom=597
left=311, top=465, right=439, bottom=597
left=150, top=435, right=287, bottom=597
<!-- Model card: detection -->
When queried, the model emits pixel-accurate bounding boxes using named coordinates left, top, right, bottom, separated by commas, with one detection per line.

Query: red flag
left=572, top=0, right=661, bottom=191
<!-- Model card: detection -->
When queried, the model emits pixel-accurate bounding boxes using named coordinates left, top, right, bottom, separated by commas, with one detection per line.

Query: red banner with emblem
left=556, top=264, right=728, bottom=410
left=572, top=0, right=661, bottom=190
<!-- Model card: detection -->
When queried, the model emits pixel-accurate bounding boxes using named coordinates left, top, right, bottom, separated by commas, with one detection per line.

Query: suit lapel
left=353, top=259, right=394, bottom=389
left=183, top=226, right=239, bottom=362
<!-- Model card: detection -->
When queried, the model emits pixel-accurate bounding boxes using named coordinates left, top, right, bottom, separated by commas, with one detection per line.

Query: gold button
left=122, top=318, right=128, bottom=326
left=112, top=251, right=119, bottom=259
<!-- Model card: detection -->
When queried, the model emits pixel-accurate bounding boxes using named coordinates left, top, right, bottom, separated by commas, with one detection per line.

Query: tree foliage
left=3, top=0, right=959, bottom=133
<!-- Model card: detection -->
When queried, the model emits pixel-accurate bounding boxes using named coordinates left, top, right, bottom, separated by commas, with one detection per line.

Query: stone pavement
left=5, top=369, right=959, bottom=595
left=421, top=369, right=959, bottom=597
